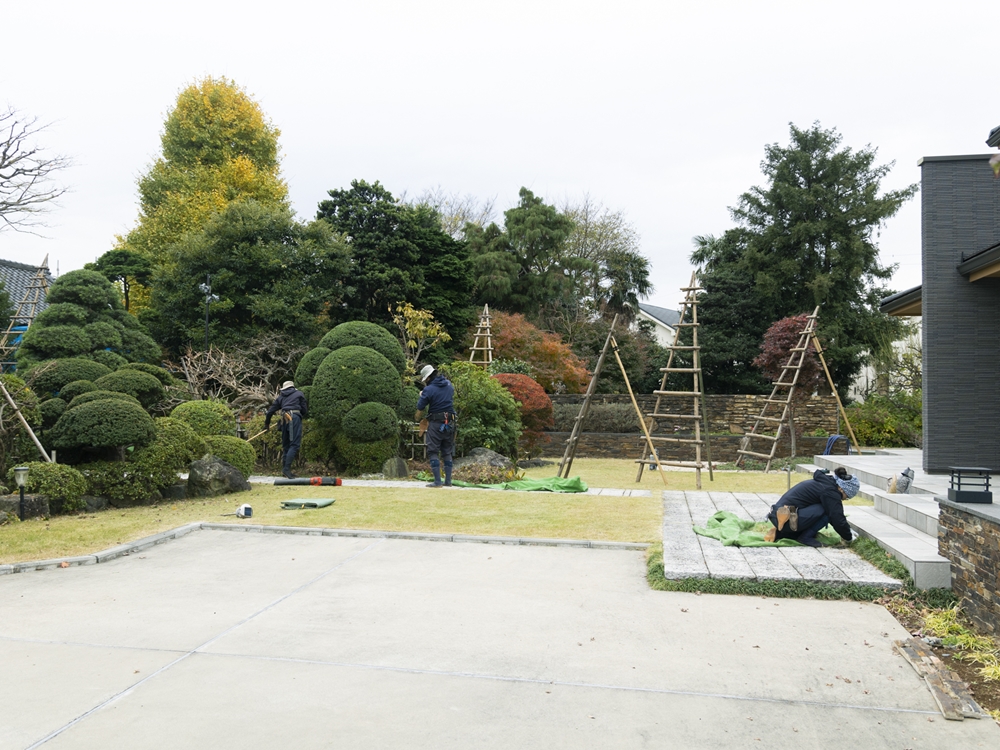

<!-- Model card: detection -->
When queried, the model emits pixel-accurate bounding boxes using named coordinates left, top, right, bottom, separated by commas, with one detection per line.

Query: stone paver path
left=250, top=475, right=651, bottom=497
left=662, top=490, right=901, bottom=588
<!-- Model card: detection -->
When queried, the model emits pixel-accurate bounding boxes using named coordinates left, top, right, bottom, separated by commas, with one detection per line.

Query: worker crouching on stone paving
left=764, top=467, right=858, bottom=547
left=264, top=380, right=308, bottom=480
left=415, top=364, right=456, bottom=488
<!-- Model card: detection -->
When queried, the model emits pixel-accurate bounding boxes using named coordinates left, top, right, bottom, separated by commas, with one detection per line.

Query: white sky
left=3, top=0, right=996, bottom=310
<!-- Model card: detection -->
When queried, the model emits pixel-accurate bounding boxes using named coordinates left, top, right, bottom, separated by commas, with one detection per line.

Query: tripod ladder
left=468, top=304, right=493, bottom=367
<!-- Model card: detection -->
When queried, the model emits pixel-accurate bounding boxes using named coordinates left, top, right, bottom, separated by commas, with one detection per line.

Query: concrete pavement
left=1, top=529, right=997, bottom=748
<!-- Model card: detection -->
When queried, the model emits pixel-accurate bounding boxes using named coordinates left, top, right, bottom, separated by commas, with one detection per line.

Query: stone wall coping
left=936, top=496, right=1000, bottom=525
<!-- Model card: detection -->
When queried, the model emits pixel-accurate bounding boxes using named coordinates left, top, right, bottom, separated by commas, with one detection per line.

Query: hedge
left=49, top=398, right=156, bottom=450
left=310, top=345, right=402, bottom=427
left=319, top=321, right=406, bottom=375
left=170, top=400, right=236, bottom=437
left=78, top=460, right=158, bottom=507
left=27, top=358, right=112, bottom=398
left=67, top=390, right=142, bottom=410
left=5, top=461, right=88, bottom=514
left=333, top=432, right=398, bottom=475
left=39, top=398, right=67, bottom=430
left=59, top=379, right=96, bottom=402
left=342, top=402, right=400, bottom=443
left=294, top=347, right=331, bottom=387
left=203, top=435, right=256, bottom=479
left=93, top=369, right=165, bottom=408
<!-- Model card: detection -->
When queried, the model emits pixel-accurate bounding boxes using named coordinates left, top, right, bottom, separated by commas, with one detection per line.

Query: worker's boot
left=443, top=461, right=453, bottom=487
left=764, top=526, right=777, bottom=543
left=427, top=459, right=442, bottom=488
left=775, top=505, right=791, bottom=531
left=787, top=506, right=799, bottom=532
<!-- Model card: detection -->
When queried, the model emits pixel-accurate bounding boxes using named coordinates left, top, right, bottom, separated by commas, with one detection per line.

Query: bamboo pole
left=0, top=378, right=51, bottom=462
left=810, top=332, right=862, bottom=455
left=611, top=336, right=668, bottom=487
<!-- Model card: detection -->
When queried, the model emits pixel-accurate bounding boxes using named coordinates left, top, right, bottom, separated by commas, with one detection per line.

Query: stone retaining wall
left=550, top=394, right=840, bottom=435
left=937, top=499, right=1000, bottom=636
left=538, top=433, right=847, bottom=462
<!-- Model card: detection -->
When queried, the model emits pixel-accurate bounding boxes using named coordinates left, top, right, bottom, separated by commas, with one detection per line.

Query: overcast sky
left=3, top=0, right=996, bottom=310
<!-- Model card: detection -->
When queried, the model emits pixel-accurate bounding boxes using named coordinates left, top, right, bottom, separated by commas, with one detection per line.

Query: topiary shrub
left=310, top=346, right=402, bottom=427
left=5, top=461, right=88, bottom=514
left=49, top=399, right=156, bottom=451
left=120, top=362, right=173, bottom=386
left=39, top=398, right=67, bottom=430
left=131, top=417, right=207, bottom=483
left=85, top=322, right=123, bottom=351
left=398, top=385, right=420, bottom=421
left=17, top=325, right=92, bottom=362
left=342, top=402, right=399, bottom=443
left=488, top=358, right=533, bottom=377
left=492, top=373, right=553, bottom=458
left=319, top=321, right=406, bottom=375
left=90, top=350, right=128, bottom=370
left=333, top=432, right=398, bottom=475
left=67, top=390, right=142, bottom=410
left=438, top=362, right=521, bottom=458
left=294, top=347, right=331, bottom=387
left=203, top=435, right=256, bottom=479
left=77, top=460, right=159, bottom=507
left=93, top=369, right=165, bottom=408
left=46, top=269, right=121, bottom=309
left=27, top=358, right=112, bottom=398
left=170, top=400, right=236, bottom=437
left=59, top=379, right=96, bottom=403
left=33, top=303, right=90, bottom=328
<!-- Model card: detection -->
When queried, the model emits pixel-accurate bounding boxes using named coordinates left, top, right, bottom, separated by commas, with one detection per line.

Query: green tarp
left=693, top=510, right=841, bottom=547
left=280, top=498, right=336, bottom=510
left=450, top=476, right=588, bottom=493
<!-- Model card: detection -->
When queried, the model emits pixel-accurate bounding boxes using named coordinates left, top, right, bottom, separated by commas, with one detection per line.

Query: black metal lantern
left=947, top=467, right=993, bottom=504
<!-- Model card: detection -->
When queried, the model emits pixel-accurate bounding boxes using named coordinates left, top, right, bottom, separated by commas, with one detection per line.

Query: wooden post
left=611, top=336, right=668, bottom=486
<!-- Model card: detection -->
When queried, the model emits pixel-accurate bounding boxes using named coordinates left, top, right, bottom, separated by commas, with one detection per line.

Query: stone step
left=871, top=491, right=940, bottom=538
left=844, top=506, right=951, bottom=590
left=812, top=453, right=949, bottom=496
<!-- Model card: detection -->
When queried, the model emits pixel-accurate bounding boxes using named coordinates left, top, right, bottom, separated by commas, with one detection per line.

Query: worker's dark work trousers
left=281, top=413, right=303, bottom=474
left=425, top=420, right=455, bottom=486
left=788, top=504, right=829, bottom=544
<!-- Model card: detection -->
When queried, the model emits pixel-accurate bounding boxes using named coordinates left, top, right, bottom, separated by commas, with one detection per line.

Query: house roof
left=637, top=303, right=681, bottom=327
left=988, top=125, right=1000, bottom=148
left=957, top=239, right=1000, bottom=281
left=880, top=285, right=922, bottom=316
left=0, top=258, right=52, bottom=319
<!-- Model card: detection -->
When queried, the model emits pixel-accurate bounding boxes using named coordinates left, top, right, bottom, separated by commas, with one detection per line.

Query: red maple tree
left=753, top=314, right=824, bottom=400
left=490, top=312, right=589, bottom=394
left=492, top=373, right=554, bottom=457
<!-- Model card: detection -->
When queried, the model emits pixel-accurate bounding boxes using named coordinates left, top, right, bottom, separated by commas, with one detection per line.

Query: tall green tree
left=143, top=200, right=350, bottom=353
left=693, top=123, right=916, bottom=395
left=87, top=249, right=153, bottom=312
left=316, top=179, right=474, bottom=342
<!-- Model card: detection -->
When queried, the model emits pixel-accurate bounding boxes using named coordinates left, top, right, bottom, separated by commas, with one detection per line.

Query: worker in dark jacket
left=764, top=467, right=859, bottom=546
left=265, top=380, right=308, bottom=479
left=415, top=364, right=456, bottom=488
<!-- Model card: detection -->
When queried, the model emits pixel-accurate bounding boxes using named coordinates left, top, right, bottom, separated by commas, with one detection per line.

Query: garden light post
left=13, top=466, right=28, bottom=521
left=199, top=275, right=220, bottom=351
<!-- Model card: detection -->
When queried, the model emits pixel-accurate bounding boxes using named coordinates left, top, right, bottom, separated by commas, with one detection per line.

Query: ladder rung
left=648, top=413, right=700, bottom=420
left=660, top=367, right=702, bottom=372
left=771, top=382, right=795, bottom=388
left=654, top=390, right=702, bottom=396
left=747, top=433, right=779, bottom=441
left=648, top=437, right=705, bottom=445
left=765, top=398, right=790, bottom=405
left=678, top=287, right=702, bottom=291
left=672, top=322, right=697, bottom=327
left=738, top=449, right=775, bottom=459
left=752, top=415, right=785, bottom=423
left=664, top=346, right=699, bottom=350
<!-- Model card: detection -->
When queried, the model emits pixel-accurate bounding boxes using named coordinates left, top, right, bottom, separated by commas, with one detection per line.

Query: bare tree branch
left=0, top=106, right=70, bottom=234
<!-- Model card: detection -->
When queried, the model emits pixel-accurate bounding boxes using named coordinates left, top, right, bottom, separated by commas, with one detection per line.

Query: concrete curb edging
left=0, top=523, right=648, bottom=576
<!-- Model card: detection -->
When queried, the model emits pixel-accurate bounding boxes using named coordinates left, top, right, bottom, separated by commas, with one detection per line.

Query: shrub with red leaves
left=492, top=373, right=554, bottom=457
left=753, top=314, right=824, bottom=400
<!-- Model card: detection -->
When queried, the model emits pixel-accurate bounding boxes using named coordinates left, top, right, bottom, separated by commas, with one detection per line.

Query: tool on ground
left=280, top=498, right=336, bottom=509
left=273, top=476, right=342, bottom=486
left=221, top=503, right=254, bottom=517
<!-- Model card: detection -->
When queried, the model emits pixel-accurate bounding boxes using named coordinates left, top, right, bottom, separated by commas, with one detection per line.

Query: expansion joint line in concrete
left=200, top=650, right=940, bottom=718
left=22, top=540, right=384, bottom=750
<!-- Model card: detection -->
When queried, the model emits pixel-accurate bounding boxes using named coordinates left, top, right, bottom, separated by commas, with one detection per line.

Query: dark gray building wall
left=921, top=155, right=1000, bottom=473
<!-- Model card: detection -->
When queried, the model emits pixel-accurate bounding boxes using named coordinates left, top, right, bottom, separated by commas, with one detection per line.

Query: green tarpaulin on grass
left=280, top=498, right=336, bottom=509
left=693, top=510, right=841, bottom=547
left=450, top=476, right=588, bottom=493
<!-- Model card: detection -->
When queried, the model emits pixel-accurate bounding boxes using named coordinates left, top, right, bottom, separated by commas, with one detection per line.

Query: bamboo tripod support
left=0, top=377, right=51, bottom=463
left=736, top=307, right=861, bottom=472
left=635, top=272, right=713, bottom=489
left=0, top=256, right=50, bottom=372
left=557, top=316, right=670, bottom=486
left=468, top=304, right=494, bottom=367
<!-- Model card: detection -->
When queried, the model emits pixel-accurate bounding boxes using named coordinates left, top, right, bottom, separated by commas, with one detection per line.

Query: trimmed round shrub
left=203, top=435, right=256, bottom=479
left=68, top=390, right=141, bottom=410
left=33, top=303, right=90, bottom=328
left=121, top=362, right=173, bottom=386
left=118, top=327, right=162, bottom=363
left=171, top=400, right=236, bottom=437
left=319, top=321, right=406, bottom=375
left=333, top=432, right=398, bottom=475
left=133, top=417, right=207, bottom=473
left=6, top=461, right=88, bottom=514
left=398, top=385, right=420, bottom=421
left=84, top=322, right=123, bottom=350
left=78, top=460, right=158, bottom=507
left=310, top=346, right=402, bottom=427
left=49, top=399, right=156, bottom=450
left=94, top=369, right=165, bottom=408
left=294, top=347, right=331, bottom=387
left=39, top=398, right=67, bottom=430
left=342, top=402, right=400, bottom=443
left=59, top=379, right=96, bottom=402
left=27, top=358, right=112, bottom=398
left=46, top=269, right=121, bottom=309
left=488, top=358, right=533, bottom=377
left=18, top=325, right=92, bottom=363
left=90, top=350, right=129, bottom=371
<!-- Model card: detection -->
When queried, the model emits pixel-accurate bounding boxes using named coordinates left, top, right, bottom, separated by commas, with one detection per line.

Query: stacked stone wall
left=938, top=501, right=1000, bottom=636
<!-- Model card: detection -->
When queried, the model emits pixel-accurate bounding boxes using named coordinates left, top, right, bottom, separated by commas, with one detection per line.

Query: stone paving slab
left=662, top=491, right=903, bottom=588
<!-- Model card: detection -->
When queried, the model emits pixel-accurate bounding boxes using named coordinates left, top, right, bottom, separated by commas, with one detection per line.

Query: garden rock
left=187, top=457, right=251, bottom=498
left=381, top=457, right=409, bottom=479
left=83, top=495, right=109, bottom=512
left=161, top=483, right=188, bottom=501
left=0, top=510, right=6, bottom=524
left=453, top=447, right=512, bottom=471
left=0, top=494, right=49, bottom=518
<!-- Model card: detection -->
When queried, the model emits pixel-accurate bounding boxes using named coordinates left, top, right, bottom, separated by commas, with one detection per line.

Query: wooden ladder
left=635, top=272, right=713, bottom=489
left=468, top=304, right=493, bottom=367
left=736, top=308, right=817, bottom=471
left=0, top=256, right=50, bottom=372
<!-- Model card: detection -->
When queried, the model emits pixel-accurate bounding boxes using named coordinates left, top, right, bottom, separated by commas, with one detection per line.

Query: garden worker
left=264, top=380, right=308, bottom=480
left=764, top=467, right=858, bottom=547
left=415, top=364, right=456, bottom=488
